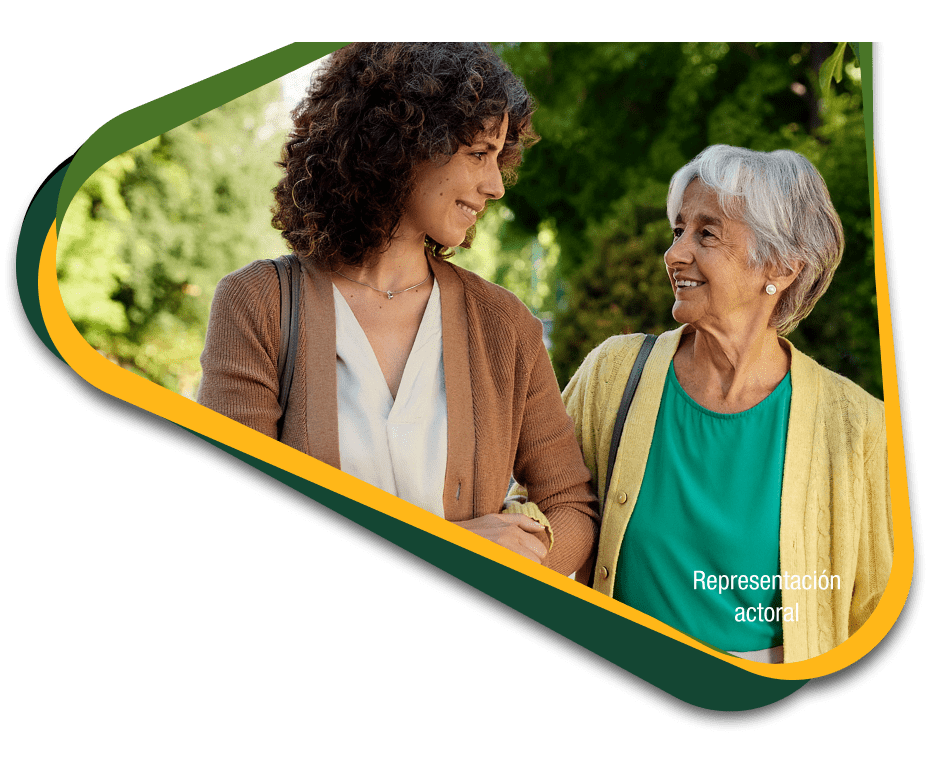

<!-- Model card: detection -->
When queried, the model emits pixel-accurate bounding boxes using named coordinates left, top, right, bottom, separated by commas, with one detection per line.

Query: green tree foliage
left=57, top=46, right=878, bottom=402
left=455, top=207, right=560, bottom=317
left=497, top=43, right=880, bottom=398
left=58, top=82, right=286, bottom=396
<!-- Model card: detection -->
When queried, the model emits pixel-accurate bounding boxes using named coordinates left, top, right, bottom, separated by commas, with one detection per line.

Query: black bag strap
left=602, top=333, right=658, bottom=504
left=589, top=333, right=658, bottom=588
left=271, top=255, right=302, bottom=435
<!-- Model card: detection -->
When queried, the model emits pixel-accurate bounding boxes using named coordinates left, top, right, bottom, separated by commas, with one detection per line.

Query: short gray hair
left=666, top=145, right=844, bottom=335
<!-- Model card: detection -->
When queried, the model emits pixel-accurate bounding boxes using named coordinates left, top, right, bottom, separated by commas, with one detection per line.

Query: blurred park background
left=57, top=42, right=880, bottom=401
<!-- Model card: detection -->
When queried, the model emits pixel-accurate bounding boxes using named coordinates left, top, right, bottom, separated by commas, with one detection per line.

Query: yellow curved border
left=39, top=155, right=913, bottom=682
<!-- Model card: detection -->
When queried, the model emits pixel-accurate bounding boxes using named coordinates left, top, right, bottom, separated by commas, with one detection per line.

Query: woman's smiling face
left=664, top=179, right=771, bottom=332
left=398, top=114, right=508, bottom=249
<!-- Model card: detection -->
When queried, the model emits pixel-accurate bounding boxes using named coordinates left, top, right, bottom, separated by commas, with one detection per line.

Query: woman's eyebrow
left=470, top=137, right=502, bottom=152
left=676, top=212, right=723, bottom=228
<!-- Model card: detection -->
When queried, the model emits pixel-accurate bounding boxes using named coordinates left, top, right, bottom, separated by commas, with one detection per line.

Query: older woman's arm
left=562, top=335, right=649, bottom=498
left=849, top=406, right=894, bottom=635
left=560, top=340, right=614, bottom=495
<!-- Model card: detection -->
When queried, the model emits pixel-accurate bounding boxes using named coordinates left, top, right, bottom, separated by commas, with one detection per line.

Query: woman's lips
left=456, top=201, right=479, bottom=223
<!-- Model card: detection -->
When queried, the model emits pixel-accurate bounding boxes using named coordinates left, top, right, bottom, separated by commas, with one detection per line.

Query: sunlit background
left=57, top=43, right=878, bottom=400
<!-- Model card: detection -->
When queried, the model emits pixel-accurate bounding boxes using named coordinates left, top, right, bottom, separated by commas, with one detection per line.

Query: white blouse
left=332, top=281, right=448, bottom=518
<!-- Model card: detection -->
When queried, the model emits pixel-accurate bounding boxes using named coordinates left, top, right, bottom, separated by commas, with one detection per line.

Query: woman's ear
left=767, top=259, right=802, bottom=293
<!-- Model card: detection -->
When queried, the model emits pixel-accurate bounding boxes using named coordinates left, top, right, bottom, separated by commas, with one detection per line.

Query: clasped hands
left=453, top=509, right=549, bottom=564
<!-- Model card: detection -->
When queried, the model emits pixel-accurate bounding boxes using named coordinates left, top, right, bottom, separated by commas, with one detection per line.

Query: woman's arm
left=512, top=337, right=599, bottom=576
left=849, top=404, right=894, bottom=635
left=197, top=262, right=282, bottom=438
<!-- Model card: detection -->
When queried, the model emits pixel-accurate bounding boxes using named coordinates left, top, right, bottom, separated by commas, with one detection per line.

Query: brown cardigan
left=198, top=255, right=598, bottom=574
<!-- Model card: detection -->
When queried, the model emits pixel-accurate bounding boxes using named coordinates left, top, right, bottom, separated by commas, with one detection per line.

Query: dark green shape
left=856, top=43, right=875, bottom=221
left=187, top=430, right=808, bottom=711
left=16, top=157, right=72, bottom=360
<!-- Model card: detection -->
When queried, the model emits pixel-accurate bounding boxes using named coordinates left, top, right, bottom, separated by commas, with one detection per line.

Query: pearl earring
left=765, top=284, right=777, bottom=295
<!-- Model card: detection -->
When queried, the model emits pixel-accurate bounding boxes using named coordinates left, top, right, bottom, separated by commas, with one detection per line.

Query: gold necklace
left=334, top=269, right=432, bottom=300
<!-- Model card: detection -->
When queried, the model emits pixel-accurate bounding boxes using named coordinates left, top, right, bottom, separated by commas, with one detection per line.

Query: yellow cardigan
left=564, top=326, right=892, bottom=663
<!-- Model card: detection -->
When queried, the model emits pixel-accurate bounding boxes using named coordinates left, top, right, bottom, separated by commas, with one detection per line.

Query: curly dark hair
left=271, top=42, right=539, bottom=271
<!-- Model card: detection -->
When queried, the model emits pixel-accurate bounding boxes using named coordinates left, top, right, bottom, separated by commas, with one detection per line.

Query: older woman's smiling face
left=664, top=179, right=771, bottom=332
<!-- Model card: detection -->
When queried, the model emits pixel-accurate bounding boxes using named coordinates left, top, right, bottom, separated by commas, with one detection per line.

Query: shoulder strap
left=271, top=255, right=302, bottom=436
left=587, top=333, right=657, bottom=588
left=602, top=333, right=658, bottom=526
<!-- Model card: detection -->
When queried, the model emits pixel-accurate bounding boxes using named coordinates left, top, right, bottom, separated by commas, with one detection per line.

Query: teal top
left=614, top=363, right=792, bottom=652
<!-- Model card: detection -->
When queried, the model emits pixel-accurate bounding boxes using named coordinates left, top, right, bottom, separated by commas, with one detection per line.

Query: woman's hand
left=455, top=513, right=548, bottom=564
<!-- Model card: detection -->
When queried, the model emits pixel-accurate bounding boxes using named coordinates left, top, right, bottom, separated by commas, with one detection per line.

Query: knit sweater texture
left=198, top=255, right=598, bottom=575
left=564, top=326, right=892, bottom=662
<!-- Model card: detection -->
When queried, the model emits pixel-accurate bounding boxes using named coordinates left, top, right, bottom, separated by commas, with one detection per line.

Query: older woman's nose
left=664, top=236, right=693, bottom=267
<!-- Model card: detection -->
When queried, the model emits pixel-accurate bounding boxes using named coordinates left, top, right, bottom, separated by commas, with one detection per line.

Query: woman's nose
left=664, top=234, right=693, bottom=267
left=480, top=162, right=505, bottom=200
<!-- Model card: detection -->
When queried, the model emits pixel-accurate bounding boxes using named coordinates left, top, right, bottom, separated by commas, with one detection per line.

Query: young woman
left=198, top=43, right=598, bottom=574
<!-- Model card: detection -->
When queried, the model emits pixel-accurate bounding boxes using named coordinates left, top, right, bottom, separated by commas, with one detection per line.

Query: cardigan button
left=599, top=566, right=609, bottom=580
left=617, top=492, right=628, bottom=504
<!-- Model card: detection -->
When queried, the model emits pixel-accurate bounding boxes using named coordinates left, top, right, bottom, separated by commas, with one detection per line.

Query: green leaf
left=819, top=42, right=847, bottom=91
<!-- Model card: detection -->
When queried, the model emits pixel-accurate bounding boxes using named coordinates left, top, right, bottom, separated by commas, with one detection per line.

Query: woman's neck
left=337, top=234, right=431, bottom=292
left=674, top=322, right=790, bottom=414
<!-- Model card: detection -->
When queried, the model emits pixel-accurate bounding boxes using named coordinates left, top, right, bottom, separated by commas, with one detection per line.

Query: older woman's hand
left=455, top=513, right=548, bottom=564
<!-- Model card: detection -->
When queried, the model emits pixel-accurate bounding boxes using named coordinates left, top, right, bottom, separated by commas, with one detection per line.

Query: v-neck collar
left=300, top=255, right=477, bottom=519
left=332, top=279, right=442, bottom=411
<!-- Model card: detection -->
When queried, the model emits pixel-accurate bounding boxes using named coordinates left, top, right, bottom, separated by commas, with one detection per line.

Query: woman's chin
left=428, top=232, right=466, bottom=251
left=671, top=301, right=696, bottom=325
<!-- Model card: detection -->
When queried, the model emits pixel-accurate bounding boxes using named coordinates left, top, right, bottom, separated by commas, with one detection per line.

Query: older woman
left=198, top=43, right=598, bottom=574
left=566, top=145, right=891, bottom=663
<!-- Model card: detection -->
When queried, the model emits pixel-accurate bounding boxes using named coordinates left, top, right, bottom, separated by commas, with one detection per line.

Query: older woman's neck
left=675, top=323, right=790, bottom=414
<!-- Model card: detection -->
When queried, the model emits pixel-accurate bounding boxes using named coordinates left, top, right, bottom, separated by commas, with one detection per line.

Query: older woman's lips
left=675, top=280, right=705, bottom=289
